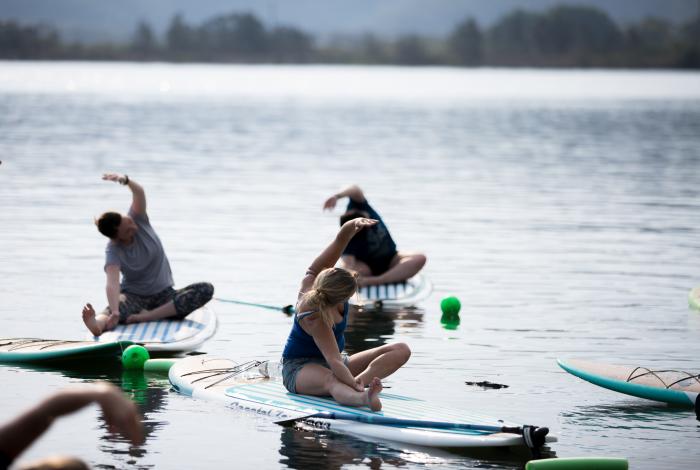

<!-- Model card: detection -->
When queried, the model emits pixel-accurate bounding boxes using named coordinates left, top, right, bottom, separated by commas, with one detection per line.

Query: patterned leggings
left=111, top=282, right=214, bottom=323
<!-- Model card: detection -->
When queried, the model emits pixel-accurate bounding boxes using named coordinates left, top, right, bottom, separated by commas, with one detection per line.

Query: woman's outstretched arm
left=299, top=218, right=377, bottom=294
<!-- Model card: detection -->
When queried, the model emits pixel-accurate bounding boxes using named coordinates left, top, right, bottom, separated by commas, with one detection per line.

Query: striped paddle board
left=0, top=338, right=132, bottom=364
left=92, top=306, right=217, bottom=353
left=170, top=355, right=557, bottom=449
left=351, top=274, right=432, bottom=309
left=558, top=358, right=700, bottom=407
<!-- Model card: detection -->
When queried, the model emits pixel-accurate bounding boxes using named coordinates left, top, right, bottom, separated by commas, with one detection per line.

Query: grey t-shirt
left=105, top=209, right=174, bottom=296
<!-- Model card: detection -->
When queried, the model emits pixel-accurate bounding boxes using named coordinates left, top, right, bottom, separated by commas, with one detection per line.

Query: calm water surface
left=1, top=62, right=700, bottom=469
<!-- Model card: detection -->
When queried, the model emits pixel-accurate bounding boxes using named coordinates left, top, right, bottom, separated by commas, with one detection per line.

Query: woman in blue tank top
left=282, top=218, right=412, bottom=412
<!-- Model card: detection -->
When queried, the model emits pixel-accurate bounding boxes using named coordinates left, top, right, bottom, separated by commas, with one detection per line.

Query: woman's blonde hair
left=300, top=267, right=358, bottom=328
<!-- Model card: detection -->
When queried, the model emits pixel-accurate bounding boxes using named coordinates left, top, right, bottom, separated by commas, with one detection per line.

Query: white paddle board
left=170, top=355, right=556, bottom=449
left=91, top=306, right=217, bottom=353
left=351, top=274, right=432, bottom=309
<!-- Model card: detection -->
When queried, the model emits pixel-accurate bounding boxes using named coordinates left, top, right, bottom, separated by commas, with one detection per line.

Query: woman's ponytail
left=301, top=268, right=357, bottom=328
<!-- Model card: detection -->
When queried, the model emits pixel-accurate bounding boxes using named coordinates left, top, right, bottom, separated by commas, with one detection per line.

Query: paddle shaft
left=215, top=298, right=294, bottom=314
left=280, top=410, right=526, bottom=434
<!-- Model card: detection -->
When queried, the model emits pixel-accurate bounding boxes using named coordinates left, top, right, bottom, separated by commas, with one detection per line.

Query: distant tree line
left=1, top=5, right=698, bottom=68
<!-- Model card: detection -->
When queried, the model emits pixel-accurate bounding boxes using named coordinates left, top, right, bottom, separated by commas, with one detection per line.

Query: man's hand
left=323, top=195, right=338, bottom=211
left=102, top=173, right=128, bottom=185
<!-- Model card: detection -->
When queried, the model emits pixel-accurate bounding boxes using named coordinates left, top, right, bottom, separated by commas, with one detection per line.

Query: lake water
left=1, top=62, right=699, bottom=469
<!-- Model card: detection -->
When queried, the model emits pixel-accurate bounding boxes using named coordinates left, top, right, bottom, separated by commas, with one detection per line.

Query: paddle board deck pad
left=170, top=355, right=556, bottom=449
left=0, top=338, right=132, bottom=364
left=351, top=274, right=432, bottom=309
left=689, top=287, right=700, bottom=311
left=91, top=306, right=217, bottom=353
left=558, top=358, right=700, bottom=408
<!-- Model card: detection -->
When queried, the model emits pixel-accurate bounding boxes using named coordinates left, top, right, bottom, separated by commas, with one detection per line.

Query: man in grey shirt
left=82, top=173, right=214, bottom=336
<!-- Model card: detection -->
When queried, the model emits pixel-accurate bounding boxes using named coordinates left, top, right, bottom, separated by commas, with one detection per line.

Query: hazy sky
left=0, top=0, right=698, bottom=42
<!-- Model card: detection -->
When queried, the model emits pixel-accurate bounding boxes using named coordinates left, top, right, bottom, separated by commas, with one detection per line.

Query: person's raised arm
left=308, top=218, right=376, bottom=274
left=102, top=173, right=146, bottom=216
left=0, top=383, right=143, bottom=462
left=299, top=218, right=377, bottom=295
left=323, top=185, right=366, bottom=211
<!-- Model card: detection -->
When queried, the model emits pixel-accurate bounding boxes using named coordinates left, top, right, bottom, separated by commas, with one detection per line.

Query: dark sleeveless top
left=282, top=301, right=349, bottom=359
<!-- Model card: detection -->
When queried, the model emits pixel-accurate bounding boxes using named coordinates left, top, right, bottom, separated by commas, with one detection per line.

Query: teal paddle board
left=351, top=274, right=432, bottom=309
left=170, top=355, right=556, bottom=449
left=0, top=338, right=132, bottom=364
left=91, top=306, right=217, bottom=352
left=689, top=286, right=700, bottom=311
left=558, top=358, right=700, bottom=408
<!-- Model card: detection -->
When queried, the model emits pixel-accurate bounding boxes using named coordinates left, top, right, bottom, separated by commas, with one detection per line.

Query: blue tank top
left=282, top=302, right=349, bottom=359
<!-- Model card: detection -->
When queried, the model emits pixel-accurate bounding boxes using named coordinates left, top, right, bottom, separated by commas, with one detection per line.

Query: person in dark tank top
left=322, top=185, right=426, bottom=287
left=281, top=218, right=412, bottom=412
left=81, top=173, right=214, bottom=336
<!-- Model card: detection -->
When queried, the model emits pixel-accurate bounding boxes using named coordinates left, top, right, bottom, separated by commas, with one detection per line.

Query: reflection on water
left=277, top=425, right=545, bottom=470
left=345, top=306, right=424, bottom=353
left=563, top=401, right=697, bottom=427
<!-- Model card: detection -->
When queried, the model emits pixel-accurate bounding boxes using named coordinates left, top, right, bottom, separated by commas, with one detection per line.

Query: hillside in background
left=1, top=3, right=698, bottom=68
left=0, top=0, right=697, bottom=43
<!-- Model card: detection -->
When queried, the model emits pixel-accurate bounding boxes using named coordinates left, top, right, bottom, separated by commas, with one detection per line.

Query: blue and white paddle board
left=0, top=338, right=132, bottom=364
left=170, top=355, right=556, bottom=449
left=352, top=274, right=432, bottom=309
left=92, top=306, right=217, bottom=353
left=558, top=358, right=700, bottom=407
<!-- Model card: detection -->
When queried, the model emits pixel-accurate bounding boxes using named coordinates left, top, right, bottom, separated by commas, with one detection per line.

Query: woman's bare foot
left=82, top=303, right=103, bottom=336
left=365, top=377, right=383, bottom=411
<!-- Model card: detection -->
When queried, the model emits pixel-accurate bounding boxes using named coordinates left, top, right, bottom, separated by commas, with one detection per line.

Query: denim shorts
left=282, top=354, right=349, bottom=394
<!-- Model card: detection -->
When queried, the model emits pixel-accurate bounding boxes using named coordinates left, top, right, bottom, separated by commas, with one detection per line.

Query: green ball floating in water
left=121, top=345, right=150, bottom=370
left=440, top=296, right=461, bottom=317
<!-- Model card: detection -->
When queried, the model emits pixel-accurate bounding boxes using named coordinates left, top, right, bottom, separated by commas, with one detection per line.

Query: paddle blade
left=274, top=411, right=320, bottom=427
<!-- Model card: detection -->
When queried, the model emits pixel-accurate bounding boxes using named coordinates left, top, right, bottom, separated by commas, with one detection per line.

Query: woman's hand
left=354, top=377, right=365, bottom=392
left=342, top=217, right=377, bottom=234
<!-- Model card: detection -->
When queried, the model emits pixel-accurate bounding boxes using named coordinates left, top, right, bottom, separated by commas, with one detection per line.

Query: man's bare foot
left=82, top=303, right=103, bottom=336
left=365, top=377, right=383, bottom=411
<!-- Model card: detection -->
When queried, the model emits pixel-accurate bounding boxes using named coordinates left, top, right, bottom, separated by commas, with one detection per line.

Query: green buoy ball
left=440, top=296, right=461, bottom=317
left=122, top=345, right=150, bottom=370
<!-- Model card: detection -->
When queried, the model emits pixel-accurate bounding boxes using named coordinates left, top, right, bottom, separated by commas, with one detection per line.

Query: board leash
left=214, top=298, right=295, bottom=314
